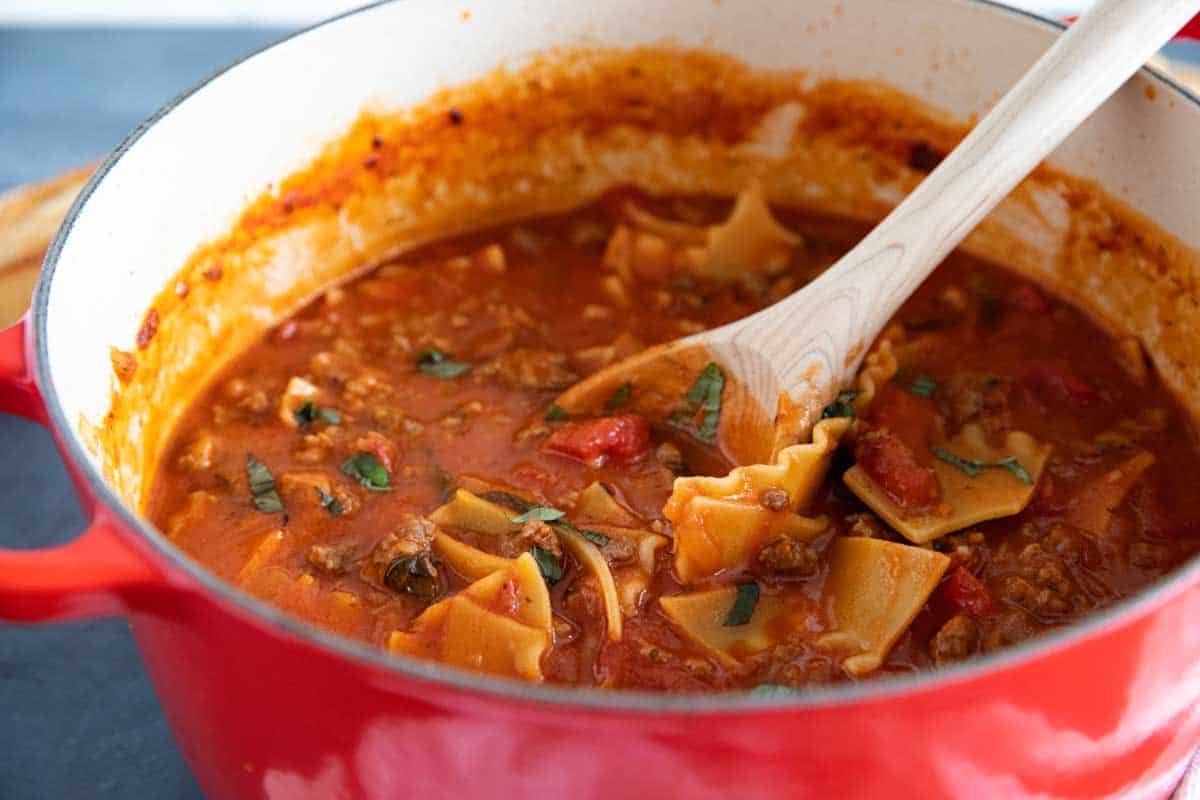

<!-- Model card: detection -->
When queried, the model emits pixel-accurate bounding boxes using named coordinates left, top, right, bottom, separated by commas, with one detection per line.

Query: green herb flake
left=530, top=545, right=564, bottom=585
left=556, top=519, right=610, bottom=547
left=932, top=446, right=981, bottom=477
left=670, top=362, right=725, bottom=444
left=340, top=452, right=391, bottom=491
left=820, top=390, right=860, bottom=420
left=544, top=403, right=568, bottom=422
left=246, top=454, right=284, bottom=514
left=252, top=493, right=284, bottom=514
left=992, top=457, right=1034, bottom=485
left=314, top=487, right=344, bottom=516
left=908, top=374, right=937, bottom=399
left=510, top=506, right=566, bottom=524
left=722, top=582, right=760, bottom=627
left=931, top=446, right=1034, bottom=485
left=293, top=400, right=342, bottom=428
left=293, top=400, right=318, bottom=428
left=577, top=527, right=611, bottom=547
left=604, top=383, right=632, bottom=413
left=416, top=348, right=472, bottom=379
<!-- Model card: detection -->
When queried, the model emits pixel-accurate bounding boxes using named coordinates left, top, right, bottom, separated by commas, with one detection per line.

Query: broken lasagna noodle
left=149, top=184, right=1200, bottom=692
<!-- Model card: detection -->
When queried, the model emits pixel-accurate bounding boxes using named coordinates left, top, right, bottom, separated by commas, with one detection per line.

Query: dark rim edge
left=31, top=0, right=1200, bottom=715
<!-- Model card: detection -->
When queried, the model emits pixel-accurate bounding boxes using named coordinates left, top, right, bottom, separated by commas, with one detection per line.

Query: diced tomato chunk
left=544, top=414, right=652, bottom=464
left=939, top=566, right=993, bottom=616
left=1022, top=360, right=1097, bottom=406
left=1006, top=283, right=1050, bottom=315
left=855, top=428, right=941, bottom=512
left=865, top=382, right=940, bottom=460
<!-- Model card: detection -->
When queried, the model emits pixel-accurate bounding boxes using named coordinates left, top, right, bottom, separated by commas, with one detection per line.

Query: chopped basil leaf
left=294, top=400, right=342, bottom=428
left=723, top=582, right=760, bottom=627
left=510, top=506, right=566, bottom=524
left=577, top=527, right=611, bottom=547
left=931, top=446, right=1034, bottom=485
left=293, top=401, right=318, bottom=427
left=478, top=493, right=608, bottom=545
left=416, top=348, right=471, bottom=379
left=340, top=452, right=390, bottom=491
left=246, top=454, right=275, bottom=495
left=932, top=446, right=981, bottom=476
left=253, top=493, right=284, bottom=514
left=670, top=362, right=725, bottom=444
left=908, top=374, right=937, bottom=399
left=749, top=683, right=800, bottom=698
left=604, top=383, right=632, bottom=413
left=544, top=403, right=568, bottom=422
left=314, top=487, right=344, bottom=515
left=530, top=545, right=563, bottom=585
left=820, top=390, right=860, bottom=420
left=246, top=454, right=284, bottom=514
left=556, top=519, right=611, bottom=546
left=991, top=456, right=1034, bottom=485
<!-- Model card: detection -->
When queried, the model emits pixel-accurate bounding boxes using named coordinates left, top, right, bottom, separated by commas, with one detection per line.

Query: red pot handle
left=0, top=317, right=163, bottom=622
left=0, top=315, right=45, bottom=422
left=1177, top=13, right=1200, bottom=40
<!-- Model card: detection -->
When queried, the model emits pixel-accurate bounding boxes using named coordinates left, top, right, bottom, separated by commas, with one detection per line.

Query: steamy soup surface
left=147, top=187, right=1200, bottom=691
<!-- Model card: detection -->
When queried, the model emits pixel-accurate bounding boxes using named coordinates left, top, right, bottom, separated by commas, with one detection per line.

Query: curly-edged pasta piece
left=387, top=552, right=552, bottom=681
left=432, top=531, right=513, bottom=581
left=615, top=180, right=801, bottom=284
left=557, top=526, right=623, bottom=641
left=577, top=523, right=669, bottom=617
left=697, top=179, right=802, bottom=281
left=844, top=424, right=1052, bottom=544
left=574, top=481, right=641, bottom=527
left=432, top=487, right=631, bottom=640
left=670, top=497, right=828, bottom=585
left=817, top=537, right=950, bottom=676
left=429, top=488, right=519, bottom=535
left=664, top=340, right=899, bottom=584
left=658, top=585, right=787, bottom=668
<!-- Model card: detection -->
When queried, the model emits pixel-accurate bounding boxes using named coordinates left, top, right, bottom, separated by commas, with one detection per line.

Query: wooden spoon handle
left=720, top=0, right=1198, bottom=398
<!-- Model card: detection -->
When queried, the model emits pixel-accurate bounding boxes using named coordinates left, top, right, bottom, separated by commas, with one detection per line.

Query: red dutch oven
left=4, top=2, right=1200, bottom=797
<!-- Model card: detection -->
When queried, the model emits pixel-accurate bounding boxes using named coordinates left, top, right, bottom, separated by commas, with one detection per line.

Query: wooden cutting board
left=2, top=59, right=1197, bottom=331
left=0, top=165, right=93, bottom=328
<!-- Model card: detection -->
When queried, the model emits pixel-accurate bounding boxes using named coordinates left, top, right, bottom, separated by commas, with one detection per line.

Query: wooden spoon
left=557, top=0, right=1198, bottom=464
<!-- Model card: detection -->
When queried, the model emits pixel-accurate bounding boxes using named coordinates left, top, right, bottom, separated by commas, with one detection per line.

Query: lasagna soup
left=148, top=186, right=1200, bottom=691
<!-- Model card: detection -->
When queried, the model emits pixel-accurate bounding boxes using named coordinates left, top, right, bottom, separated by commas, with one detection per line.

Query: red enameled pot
left=4, top=2, right=1200, bottom=797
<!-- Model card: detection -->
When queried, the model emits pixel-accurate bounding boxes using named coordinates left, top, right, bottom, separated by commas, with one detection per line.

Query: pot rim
left=32, top=0, right=1200, bottom=715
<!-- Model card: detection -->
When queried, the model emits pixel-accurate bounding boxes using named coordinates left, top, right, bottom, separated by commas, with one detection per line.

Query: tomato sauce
left=147, top=193, right=1200, bottom=691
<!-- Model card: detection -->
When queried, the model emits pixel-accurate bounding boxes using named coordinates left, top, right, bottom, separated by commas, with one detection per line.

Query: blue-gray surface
left=2, top=21, right=1200, bottom=800
left=0, top=26, right=288, bottom=800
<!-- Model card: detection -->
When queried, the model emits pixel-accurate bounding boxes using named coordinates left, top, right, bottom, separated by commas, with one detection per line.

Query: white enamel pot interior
left=35, top=0, right=1200, bottom=710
